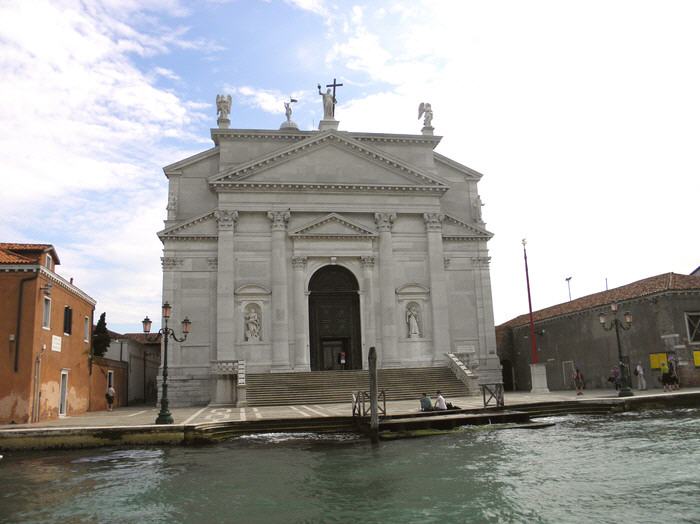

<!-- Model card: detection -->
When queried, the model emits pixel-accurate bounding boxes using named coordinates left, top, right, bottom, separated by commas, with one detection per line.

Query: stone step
left=244, top=366, right=472, bottom=406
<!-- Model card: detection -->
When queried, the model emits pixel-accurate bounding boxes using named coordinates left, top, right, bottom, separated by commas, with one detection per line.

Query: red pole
left=522, top=239, right=538, bottom=364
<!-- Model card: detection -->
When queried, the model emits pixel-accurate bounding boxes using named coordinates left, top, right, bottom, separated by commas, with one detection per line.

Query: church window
left=686, top=313, right=700, bottom=344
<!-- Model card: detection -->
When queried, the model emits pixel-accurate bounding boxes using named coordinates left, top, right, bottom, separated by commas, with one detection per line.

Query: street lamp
left=142, top=302, right=191, bottom=424
left=599, top=303, right=633, bottom=397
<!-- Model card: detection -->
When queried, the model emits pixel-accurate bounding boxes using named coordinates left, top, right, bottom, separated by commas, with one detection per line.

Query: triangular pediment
left=209, top=131, right=448, bottom=194
left=290, top=213, right=376, bottom=238
left=157, top=211, right=218, bottom=240
left=442, top=214, right=493, bottom=240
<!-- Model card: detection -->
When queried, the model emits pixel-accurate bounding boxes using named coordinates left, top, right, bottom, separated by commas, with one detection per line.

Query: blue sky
left=1, top=0, right=699, bottom=334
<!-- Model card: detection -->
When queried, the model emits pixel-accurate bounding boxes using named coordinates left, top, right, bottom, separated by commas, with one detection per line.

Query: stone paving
left=2, top=387, right=698, bottom=430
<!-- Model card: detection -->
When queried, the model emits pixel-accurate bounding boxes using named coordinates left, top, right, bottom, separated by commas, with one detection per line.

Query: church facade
left=158, top=105, right=500, bottom=406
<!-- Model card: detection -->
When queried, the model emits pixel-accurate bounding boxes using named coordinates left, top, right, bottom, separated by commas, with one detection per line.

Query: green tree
left=92, top=312, right=111, bottom=357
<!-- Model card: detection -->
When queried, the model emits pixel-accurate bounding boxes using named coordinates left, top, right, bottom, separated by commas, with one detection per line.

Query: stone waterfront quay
left=1, top=388, right=698, bottom=451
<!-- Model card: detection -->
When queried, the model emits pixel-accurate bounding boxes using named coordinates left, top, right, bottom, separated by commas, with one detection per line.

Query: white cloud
left=0, top=0, right=212, bottom=327
left=324, top=0, right=700, bottom=323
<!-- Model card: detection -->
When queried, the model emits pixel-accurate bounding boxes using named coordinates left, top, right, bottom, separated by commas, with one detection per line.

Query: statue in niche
left=473, top=194, right=484, bottom=223
left=406, top=303, right=422, bottom=339
left=244, top=306, right=261, bottom=342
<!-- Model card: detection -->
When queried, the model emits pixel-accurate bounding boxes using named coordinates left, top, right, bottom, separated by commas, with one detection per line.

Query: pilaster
left=292, top=256, right=309, bottom=370
left=374, top=212, right=398, bottom=366
left=268, top=210, right=291, bottom=370
left=215, top=210, right=238, bottom=362
left=361, top=256, right=377, bottom=356
left=424, top=213, right=451, bottom=362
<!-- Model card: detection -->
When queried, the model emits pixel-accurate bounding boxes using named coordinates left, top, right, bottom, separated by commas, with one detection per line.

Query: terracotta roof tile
left=500, top=272, right=700, bottom=328
left=0, top=248, right=33, bottom=264
left=0, top=243, right=59, bottom=264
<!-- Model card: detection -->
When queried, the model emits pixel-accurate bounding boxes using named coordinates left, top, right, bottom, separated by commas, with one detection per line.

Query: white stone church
left=157, top=94, right=500, bottom=406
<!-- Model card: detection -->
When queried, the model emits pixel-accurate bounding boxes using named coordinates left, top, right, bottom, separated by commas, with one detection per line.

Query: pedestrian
left=668, top=357, right=680, bottom=390
left=419, top=392, right=433, bottom=412
left=634, top=361, right=647, bottom=391
left=106, top=385, right=116, bottom=411
left=660, top=361, right=671, bottom=392
left=609, top=366, right=621, bottom=390
left=434, top=390, right=447, bottom=411
left=573, top=368, right=585, bottom=396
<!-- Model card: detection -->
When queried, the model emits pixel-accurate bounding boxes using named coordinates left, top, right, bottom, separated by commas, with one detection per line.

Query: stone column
left=215, top=210, right=238, bottom=362
left=424, top=213, right=451, bottom=362
left=473, top=253, right=502, bottom=383
left=374, top=213, right=397, bottom=367
left=268, top=211, right=291, bottom=371
left=292, top=256, right=309, bottom=371
left=361, top=256, right=377, bottom=356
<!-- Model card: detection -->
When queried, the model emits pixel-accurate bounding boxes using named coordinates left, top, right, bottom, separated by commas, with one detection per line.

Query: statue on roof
left=284, top=98, right=298, bottom=123
left=418, top=102, right=433, bottom=128
left=216, top=94, right=232, bottom=119
left=318, top=85, right=336, bottom=120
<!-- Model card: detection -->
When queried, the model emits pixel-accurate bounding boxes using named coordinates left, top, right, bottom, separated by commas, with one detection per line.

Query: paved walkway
left=3, top=387, right=698, bottom=430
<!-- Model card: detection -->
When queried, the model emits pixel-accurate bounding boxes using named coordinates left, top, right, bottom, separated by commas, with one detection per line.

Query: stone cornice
left=442, top=214, right=493, bottom=240
left=433, top=153, right=484, bottom=180
left=162, top=147, right=219, bottom=176
left=159, top=235, right=218, bottom=242
left=157, top=211, right=216, bottom=240
left=35, top=266, right=97, bottom=306
left=209, top=128, right=442, bottom=147
left=209, top=130, right=448, bottom=189
left=212, top=182, right=447, bottom=194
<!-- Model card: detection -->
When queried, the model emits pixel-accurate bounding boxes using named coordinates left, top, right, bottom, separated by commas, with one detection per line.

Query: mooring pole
left=368, top=346, right=379, bottom=443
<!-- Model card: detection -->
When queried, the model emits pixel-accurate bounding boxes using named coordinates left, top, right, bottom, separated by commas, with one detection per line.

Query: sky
left=1, top=0, right=698, bottom=334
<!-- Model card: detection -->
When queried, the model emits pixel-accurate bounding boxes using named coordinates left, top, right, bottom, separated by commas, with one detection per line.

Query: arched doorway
left=308, top=265, right=362, bottom=371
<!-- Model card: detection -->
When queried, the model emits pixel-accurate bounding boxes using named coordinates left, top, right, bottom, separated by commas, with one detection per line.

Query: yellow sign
left=693, top=351, right=700, bottom=367
left=649, top=352, right=668, bottom=370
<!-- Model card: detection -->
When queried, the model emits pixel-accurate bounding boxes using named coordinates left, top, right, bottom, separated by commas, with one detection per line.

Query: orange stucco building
left=0, top=243, right=96, bottom=424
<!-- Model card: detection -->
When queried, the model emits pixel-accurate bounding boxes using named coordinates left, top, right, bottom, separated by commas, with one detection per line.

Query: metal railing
left=352, top=390, right=387, bottom=418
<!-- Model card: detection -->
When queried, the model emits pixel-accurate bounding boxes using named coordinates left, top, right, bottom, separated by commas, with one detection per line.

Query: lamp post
left=599, top=304, right=633, bottom=397
left=142, top=302, right=191, bottom=424
left=565, top=276, right=572, bottom=301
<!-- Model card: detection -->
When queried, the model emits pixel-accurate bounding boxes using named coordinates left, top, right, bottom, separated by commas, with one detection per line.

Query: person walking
left=635, top=362, right=647, bottom=391
left=106, top=385, right=116, bottom=411
left=573, top=368, right=585, bottom=396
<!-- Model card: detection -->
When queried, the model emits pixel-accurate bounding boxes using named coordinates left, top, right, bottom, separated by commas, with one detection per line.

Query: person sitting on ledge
left=419, top=392, right=433, bottom=412
left=434, top=390, right=447, bottom=411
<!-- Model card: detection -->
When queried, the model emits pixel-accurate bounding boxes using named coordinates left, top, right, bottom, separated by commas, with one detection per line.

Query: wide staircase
left=245, top=366, right=471, bottom=406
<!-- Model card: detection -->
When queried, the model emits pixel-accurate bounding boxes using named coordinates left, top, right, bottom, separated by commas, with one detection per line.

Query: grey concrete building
left=156, top=102, right=501, bottom=407
left=103, top=332, right=161, bottom=404
left=497, top=273, right=700, bottom=392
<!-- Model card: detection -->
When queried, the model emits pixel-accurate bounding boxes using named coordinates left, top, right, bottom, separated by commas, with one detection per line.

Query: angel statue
left=418, top=102, right=433, bottom=128
left=216, top=94, right=232, bottom=119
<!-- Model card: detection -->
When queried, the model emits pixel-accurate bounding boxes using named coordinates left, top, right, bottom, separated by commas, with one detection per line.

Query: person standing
left=635, top=362, right=647, bottom=391
left=573, top=368, right=585, bottom=396
left=660, top=361, right=671, bottom=392
left=434, top=390, right=447, bottom=411
left=106, top=385, right=116, bottom=411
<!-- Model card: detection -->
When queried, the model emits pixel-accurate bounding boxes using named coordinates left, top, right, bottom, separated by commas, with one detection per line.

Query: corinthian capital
left=423, top=212, right=444, bottom=232
left=267, top=210, right=291, bottom=231
left=215, top=210, right=238, bottom=231
left=374, top=212, right=396, bottom=232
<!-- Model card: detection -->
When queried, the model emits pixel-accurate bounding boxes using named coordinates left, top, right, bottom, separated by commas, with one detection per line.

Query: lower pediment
left=290, top=213, right=376, bottom=239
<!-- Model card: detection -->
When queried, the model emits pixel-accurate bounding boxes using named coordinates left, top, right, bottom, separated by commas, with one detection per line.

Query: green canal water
left=1, top=409, right=699, bottom=523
